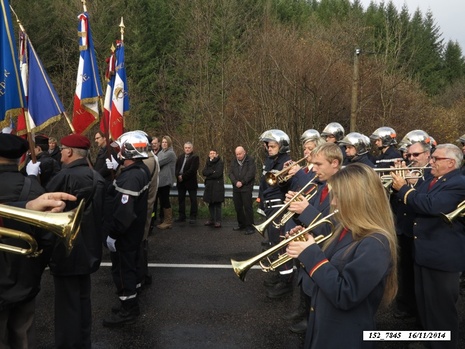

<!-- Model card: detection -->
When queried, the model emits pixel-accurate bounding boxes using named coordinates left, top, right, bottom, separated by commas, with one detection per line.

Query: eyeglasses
left=406, top=151, right=427, bottom=158
left=430, top=156, right=453, bottom=163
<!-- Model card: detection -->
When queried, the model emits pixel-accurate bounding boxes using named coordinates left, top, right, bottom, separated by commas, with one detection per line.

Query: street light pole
left=350, top=48, right=361, bottom=132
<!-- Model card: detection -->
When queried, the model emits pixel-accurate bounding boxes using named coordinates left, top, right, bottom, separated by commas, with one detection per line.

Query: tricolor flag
left=108, top=40, right=128, bottom=140
left=100, top=45, right=116, bottom=137
left=16, top=31, right=65, bottom=136
left=72, top=11, right=102, bottom=135
left=0, top=0, right=25, bottom=127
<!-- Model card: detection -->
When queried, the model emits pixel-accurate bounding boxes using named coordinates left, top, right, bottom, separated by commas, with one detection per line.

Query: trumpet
left=253, top=179, right=318, bottom=236
left=231, top=210, right=337, bottom=281
left=265, top=156, right=310, bottom=186
left=374, top=166, right=426, bottom=181
left=441, top=200, right=465, bottom=224
left=0, top=200, right=84, bottom=257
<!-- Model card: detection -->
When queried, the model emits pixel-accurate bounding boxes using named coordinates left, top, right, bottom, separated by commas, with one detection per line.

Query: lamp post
left=350, top=48, right=361, bottom=132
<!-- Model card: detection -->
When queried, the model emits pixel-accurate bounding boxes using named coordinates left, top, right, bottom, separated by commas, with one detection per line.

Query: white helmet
left=300, top=129, right=320, bottom=145
left=370, top=126, right=397, bottom=147
left=338, top=132, right=370, bottom=155
left=113, top=130, right=149, bottom=159
left=259, top=129, right=290, bottom=154
left=321, top=122, right=345, bottom=141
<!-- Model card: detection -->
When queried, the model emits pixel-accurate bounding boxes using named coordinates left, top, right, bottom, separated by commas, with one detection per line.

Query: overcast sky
left=357, top=0, right=465, bottom=51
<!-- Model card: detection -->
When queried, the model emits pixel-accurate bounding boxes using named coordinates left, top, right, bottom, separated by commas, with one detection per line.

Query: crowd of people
left=1, top=122, right=465, bottom=348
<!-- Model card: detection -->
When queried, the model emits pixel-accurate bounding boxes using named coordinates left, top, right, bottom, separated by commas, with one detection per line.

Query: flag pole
left=9, top=5, right=37, bottom=164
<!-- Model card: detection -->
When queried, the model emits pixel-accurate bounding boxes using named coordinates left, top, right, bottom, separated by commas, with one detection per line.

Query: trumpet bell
left=0, top=199, right=85, bottom=256
left=441, top=200, right=465, bottom=225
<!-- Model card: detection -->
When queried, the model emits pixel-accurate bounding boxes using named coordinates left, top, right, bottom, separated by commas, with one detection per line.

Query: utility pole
left=350, top=48, right=361, bottom=132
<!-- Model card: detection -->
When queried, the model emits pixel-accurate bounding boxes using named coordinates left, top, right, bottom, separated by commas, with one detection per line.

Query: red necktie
left=320, top=185, right=329, bottom=204
left=428, top=178, right=438, bottom=191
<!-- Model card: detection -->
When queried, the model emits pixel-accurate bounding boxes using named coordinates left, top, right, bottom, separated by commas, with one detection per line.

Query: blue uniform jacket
left=299, top=231, right=392, bottom=349
left=397, top=168, right=465, bottom=271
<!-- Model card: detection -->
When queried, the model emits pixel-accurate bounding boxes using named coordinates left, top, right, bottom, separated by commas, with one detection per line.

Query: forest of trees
left=9, top=0, right=465, bottom=165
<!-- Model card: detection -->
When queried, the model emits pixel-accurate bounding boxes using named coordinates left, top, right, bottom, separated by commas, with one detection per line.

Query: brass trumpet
left=0, top=200, right=85, bottom=257
left=264, top=156, right=310, bottom=186
left=252, top=179, right=318, bottom=236
left=231, top=210, right=337, bottom=281
left=441, top=200, right=465, bottom=224
left=374, top=166, right=426, bottom=181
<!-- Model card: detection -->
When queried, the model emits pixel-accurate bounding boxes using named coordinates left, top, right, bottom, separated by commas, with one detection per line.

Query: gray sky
left=358, top=0, right=465, bottom=51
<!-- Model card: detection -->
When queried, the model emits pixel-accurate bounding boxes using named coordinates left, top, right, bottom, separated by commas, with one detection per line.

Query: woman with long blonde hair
left=286, top=163, right=397, bottom=348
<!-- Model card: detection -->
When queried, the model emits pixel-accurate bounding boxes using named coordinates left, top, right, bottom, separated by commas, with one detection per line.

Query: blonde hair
left=326, top=163, right=398, bottom=306
left=312, top=142, right=343, bottom=168
left=162, top=135, right=173, bottom=147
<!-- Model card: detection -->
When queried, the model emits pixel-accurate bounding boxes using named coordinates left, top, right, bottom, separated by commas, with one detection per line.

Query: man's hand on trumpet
left=285, top=225, right=315, bottom=258
left=284, top=190, right=309, bottom=214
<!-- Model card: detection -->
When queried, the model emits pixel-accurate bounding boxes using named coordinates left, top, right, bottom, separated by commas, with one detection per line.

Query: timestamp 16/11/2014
left=363, top=331, right=450, bottom=341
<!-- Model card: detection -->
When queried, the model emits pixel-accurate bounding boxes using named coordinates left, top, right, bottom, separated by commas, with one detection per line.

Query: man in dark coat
left=175, top=141, right=200, bottom=224
left=24, top=135, right=60, bottom=187
left=202, top=150, right=225, bottom=228
left=392, top=143, right=465, bottom=349
left=46, top=134, right=105, bottom=349
left=228, top=146, right=256, bottom=234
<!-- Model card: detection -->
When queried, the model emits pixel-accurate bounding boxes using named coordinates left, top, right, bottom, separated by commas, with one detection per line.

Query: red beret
left=60, top=134, right=90, bottom=150
left=0, top=134, right=29, bottom=159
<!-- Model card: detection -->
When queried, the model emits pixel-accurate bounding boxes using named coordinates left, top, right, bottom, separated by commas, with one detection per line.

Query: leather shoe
left=233, top=226, right=245, bottom=231
left=204, top=220, right=214, bottom=226
left=244, top=228, right=255, bottom=235
left=283, top=308, right=306, bottom=322
left=266, top=281, right=293, bottom=299
left=289, top=318, right=307, bottom=334
left=214, top=223, right=221, bottom=228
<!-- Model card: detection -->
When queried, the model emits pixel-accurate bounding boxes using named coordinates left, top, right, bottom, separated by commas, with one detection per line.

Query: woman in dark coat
left=286, top=163, right=398, bottom=349
left=202, top=150, right=225, bottom=228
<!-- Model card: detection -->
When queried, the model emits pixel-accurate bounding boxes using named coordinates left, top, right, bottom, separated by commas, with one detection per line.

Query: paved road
left=34, top=219, right=465, bottom=349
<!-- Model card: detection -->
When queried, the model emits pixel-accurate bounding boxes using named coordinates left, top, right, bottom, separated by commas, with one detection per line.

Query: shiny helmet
left=369, top=126, right=397, bottom=147
left=259, top=129, right=290, bottom=154
left=456, top=134, right=465, bottom=145
left=321, top=122, right=345, bottom=141
left=429, top=136, right=437, bottom=150
left=300, top=129, right=320, bottom=145
left=113, top=130, right=149, bottom=159
left=399, top=130, right=431, bottom=150
left=338, top=132, right=370, bottom=155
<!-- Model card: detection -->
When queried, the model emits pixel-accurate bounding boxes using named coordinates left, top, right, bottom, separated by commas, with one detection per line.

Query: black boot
left=289, top=318, right=308, bottom=334
left=283, top=287, right=309, bottom=321
left=103, top=298, right=140, bottom=328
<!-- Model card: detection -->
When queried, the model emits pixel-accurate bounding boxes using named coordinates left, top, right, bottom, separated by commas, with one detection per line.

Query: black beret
left=60, top=134, right=91, bottom=150
left=35, top=135, right=49, bottom=145
left=0, top=134, right=29, bottom=159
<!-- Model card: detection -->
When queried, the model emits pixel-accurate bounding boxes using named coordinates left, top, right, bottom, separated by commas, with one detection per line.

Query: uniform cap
left=0, top=133, right=29, bottom=159
left=60, top=134, right=91, bottom=149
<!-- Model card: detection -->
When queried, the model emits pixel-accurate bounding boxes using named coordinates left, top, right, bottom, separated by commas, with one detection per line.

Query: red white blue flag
left=72, top=11, right=102, bottom=135
left=100, top=45, right=115, bottom=137
left=16, top=31, right=65, bottom=136
left=108, top=40, right=128, bottom=140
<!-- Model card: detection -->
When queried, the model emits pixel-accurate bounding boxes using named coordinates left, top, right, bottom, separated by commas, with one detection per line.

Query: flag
left=72, top=11, right=102, bottom=135
left=0, top=0, right=25, bottom=127
left=100, top=45, right=116, bottom=136
left=16, top=31, right=65, bottom=136
left=109, top=40, right=128, bottom=140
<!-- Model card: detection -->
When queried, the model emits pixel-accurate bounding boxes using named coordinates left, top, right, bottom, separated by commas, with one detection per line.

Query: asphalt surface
left=34, top=219, right=465, bottom=349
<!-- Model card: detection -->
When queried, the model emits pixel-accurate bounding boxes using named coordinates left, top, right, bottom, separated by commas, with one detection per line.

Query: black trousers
left=54, top=274, right=92, bottom=349
left=177, top=183, right=198, bottom=219
left=414, top=264, right=460, bottom=349
left=110, top=249, right=139, bottom=298
left=208, top=202, right=222, bottom=223
left=232, top=189, right=254, bottom=228
left=0, top=297, right=36, bottom=349
left=396, top=234, right=417, bottom=315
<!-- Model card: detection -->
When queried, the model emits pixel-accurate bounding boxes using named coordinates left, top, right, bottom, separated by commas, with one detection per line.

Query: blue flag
left=0, top=0, right=25, bottom=127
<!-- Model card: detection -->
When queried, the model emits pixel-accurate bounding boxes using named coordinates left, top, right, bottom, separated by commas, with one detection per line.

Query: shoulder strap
left=19, top=177, right=32, bottom=201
